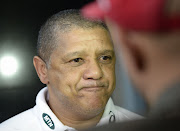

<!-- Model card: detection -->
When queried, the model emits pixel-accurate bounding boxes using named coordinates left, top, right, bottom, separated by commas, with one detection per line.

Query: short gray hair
left=37, top=9, right=108, bottom=65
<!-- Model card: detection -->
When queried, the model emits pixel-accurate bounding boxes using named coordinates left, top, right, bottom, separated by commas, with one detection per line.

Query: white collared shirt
left=0, top=87, right=142, bottom=131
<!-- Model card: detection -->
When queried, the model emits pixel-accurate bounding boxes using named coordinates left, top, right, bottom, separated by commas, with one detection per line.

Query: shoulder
left=0, top=107, right=41, bottom=131
left=105, top=98, right=143, bottom=122
left=114, top=105, right=143, bottom=120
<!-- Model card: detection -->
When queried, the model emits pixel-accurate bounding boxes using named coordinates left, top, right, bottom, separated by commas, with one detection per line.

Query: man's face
left=47, top=27, right=115, bottom=118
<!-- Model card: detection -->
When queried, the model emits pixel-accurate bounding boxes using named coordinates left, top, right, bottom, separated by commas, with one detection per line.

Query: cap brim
left=81, top=1, right=105, bottom=20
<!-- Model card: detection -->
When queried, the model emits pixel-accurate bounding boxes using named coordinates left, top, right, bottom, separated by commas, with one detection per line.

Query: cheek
left=103, top=62, right=115, bottom=75
left=48, top=71, right=64, bottom=90
left=49, top=72, right=78, bottom=99
left=103, top=64, right=116, bottom=85
left=65, top=67, right=84, bottom=84
left=57, top=68, right=84, bottom=93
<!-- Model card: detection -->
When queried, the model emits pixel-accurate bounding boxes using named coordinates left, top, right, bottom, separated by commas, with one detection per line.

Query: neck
left=144, top=62, right=180, bottom=108
left=49, top=99, right=104, bottom=130
left=52, top=109, right=103, bottom=130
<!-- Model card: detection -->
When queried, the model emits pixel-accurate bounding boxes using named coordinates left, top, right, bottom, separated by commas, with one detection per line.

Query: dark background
left=0, top=0, right=94, bottom=123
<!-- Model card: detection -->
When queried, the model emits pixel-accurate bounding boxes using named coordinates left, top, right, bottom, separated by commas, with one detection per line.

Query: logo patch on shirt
left=42, top=113, right=55, bottom=130
left=109, top=111, right=116, bottom=123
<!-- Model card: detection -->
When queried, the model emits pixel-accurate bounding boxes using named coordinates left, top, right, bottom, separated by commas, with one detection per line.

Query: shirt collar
left=35, top=87, right=116, bottom=131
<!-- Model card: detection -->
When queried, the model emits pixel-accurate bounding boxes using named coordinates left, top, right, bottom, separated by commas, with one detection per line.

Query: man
left=81, top=0, right=180, bottom=130
left=0, top=9, right=141, bottom=131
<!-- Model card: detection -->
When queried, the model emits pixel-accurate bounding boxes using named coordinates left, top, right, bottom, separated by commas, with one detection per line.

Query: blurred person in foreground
left=82, top=0, right=180, bottom=130
left=0, top=9, right=141, bottom=131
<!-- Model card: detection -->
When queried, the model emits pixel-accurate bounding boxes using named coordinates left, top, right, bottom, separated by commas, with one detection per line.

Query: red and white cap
left=81, top=0, right=180, bottom=31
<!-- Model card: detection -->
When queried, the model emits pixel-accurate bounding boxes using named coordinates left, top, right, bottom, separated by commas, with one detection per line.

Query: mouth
left=78, top=81, right=108, bottom=92
left=80, top=86, right=107, bottom=92
left=82, top=86, right=103, bottom=91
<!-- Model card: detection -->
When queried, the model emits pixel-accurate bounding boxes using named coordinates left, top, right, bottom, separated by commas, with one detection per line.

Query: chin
left=76, top=94, right=109, bottom=117
left=83, top=98, right=107, bottom=113
left=79, top=106, right=105, bottom=120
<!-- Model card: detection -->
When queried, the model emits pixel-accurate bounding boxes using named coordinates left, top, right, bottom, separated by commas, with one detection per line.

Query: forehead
left=56, top=27, right=113, bottom=54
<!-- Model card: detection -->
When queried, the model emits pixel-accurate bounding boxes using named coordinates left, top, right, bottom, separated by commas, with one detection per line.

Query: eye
left=69, top=58, right=84, bottom=66
left=102, top=56, right=111, bottom=60
left=72, top=58, right=82, bottom=63
left=99, top=55, right=112, bottom=64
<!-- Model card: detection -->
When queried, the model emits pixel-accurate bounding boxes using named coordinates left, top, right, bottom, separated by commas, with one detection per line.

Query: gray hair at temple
left=37, top=9, right=108, bottom=66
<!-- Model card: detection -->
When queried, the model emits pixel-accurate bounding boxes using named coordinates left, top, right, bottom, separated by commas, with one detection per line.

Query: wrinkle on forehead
left=62, top=27, right=111, bottom=42
left=52, top=27, right=114, bottom=58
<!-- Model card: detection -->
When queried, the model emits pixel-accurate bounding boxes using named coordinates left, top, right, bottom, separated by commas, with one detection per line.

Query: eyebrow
left=98, top=50, right=114, bottom=56
left=63, top=51, right=87, bottom=59
left=63, top=49, right=114, bottom=60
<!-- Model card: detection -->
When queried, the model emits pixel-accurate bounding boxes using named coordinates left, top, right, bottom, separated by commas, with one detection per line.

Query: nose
left=83, top=60, right=103, bottom=80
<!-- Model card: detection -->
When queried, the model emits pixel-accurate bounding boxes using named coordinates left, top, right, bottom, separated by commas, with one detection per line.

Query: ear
left=105, top=18, right=147, bottom=85
left=120, top=30, right=146, bottom=72
left=33, top=56, right=49, bottom=84
left=122, top=31, right=146, bottom=72
left=118, top=29, right=148, bottom=85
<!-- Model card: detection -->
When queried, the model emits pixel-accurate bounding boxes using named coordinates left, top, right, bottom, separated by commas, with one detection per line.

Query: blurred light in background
left=0, top=38, right=38, bottom=88
left=0, top=56, right=18, bottom=76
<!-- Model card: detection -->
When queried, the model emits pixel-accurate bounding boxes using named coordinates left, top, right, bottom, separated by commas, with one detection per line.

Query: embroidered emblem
left=109, top=111, right=116, bottom=123
left=42, top=113, right=55, bottom=130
